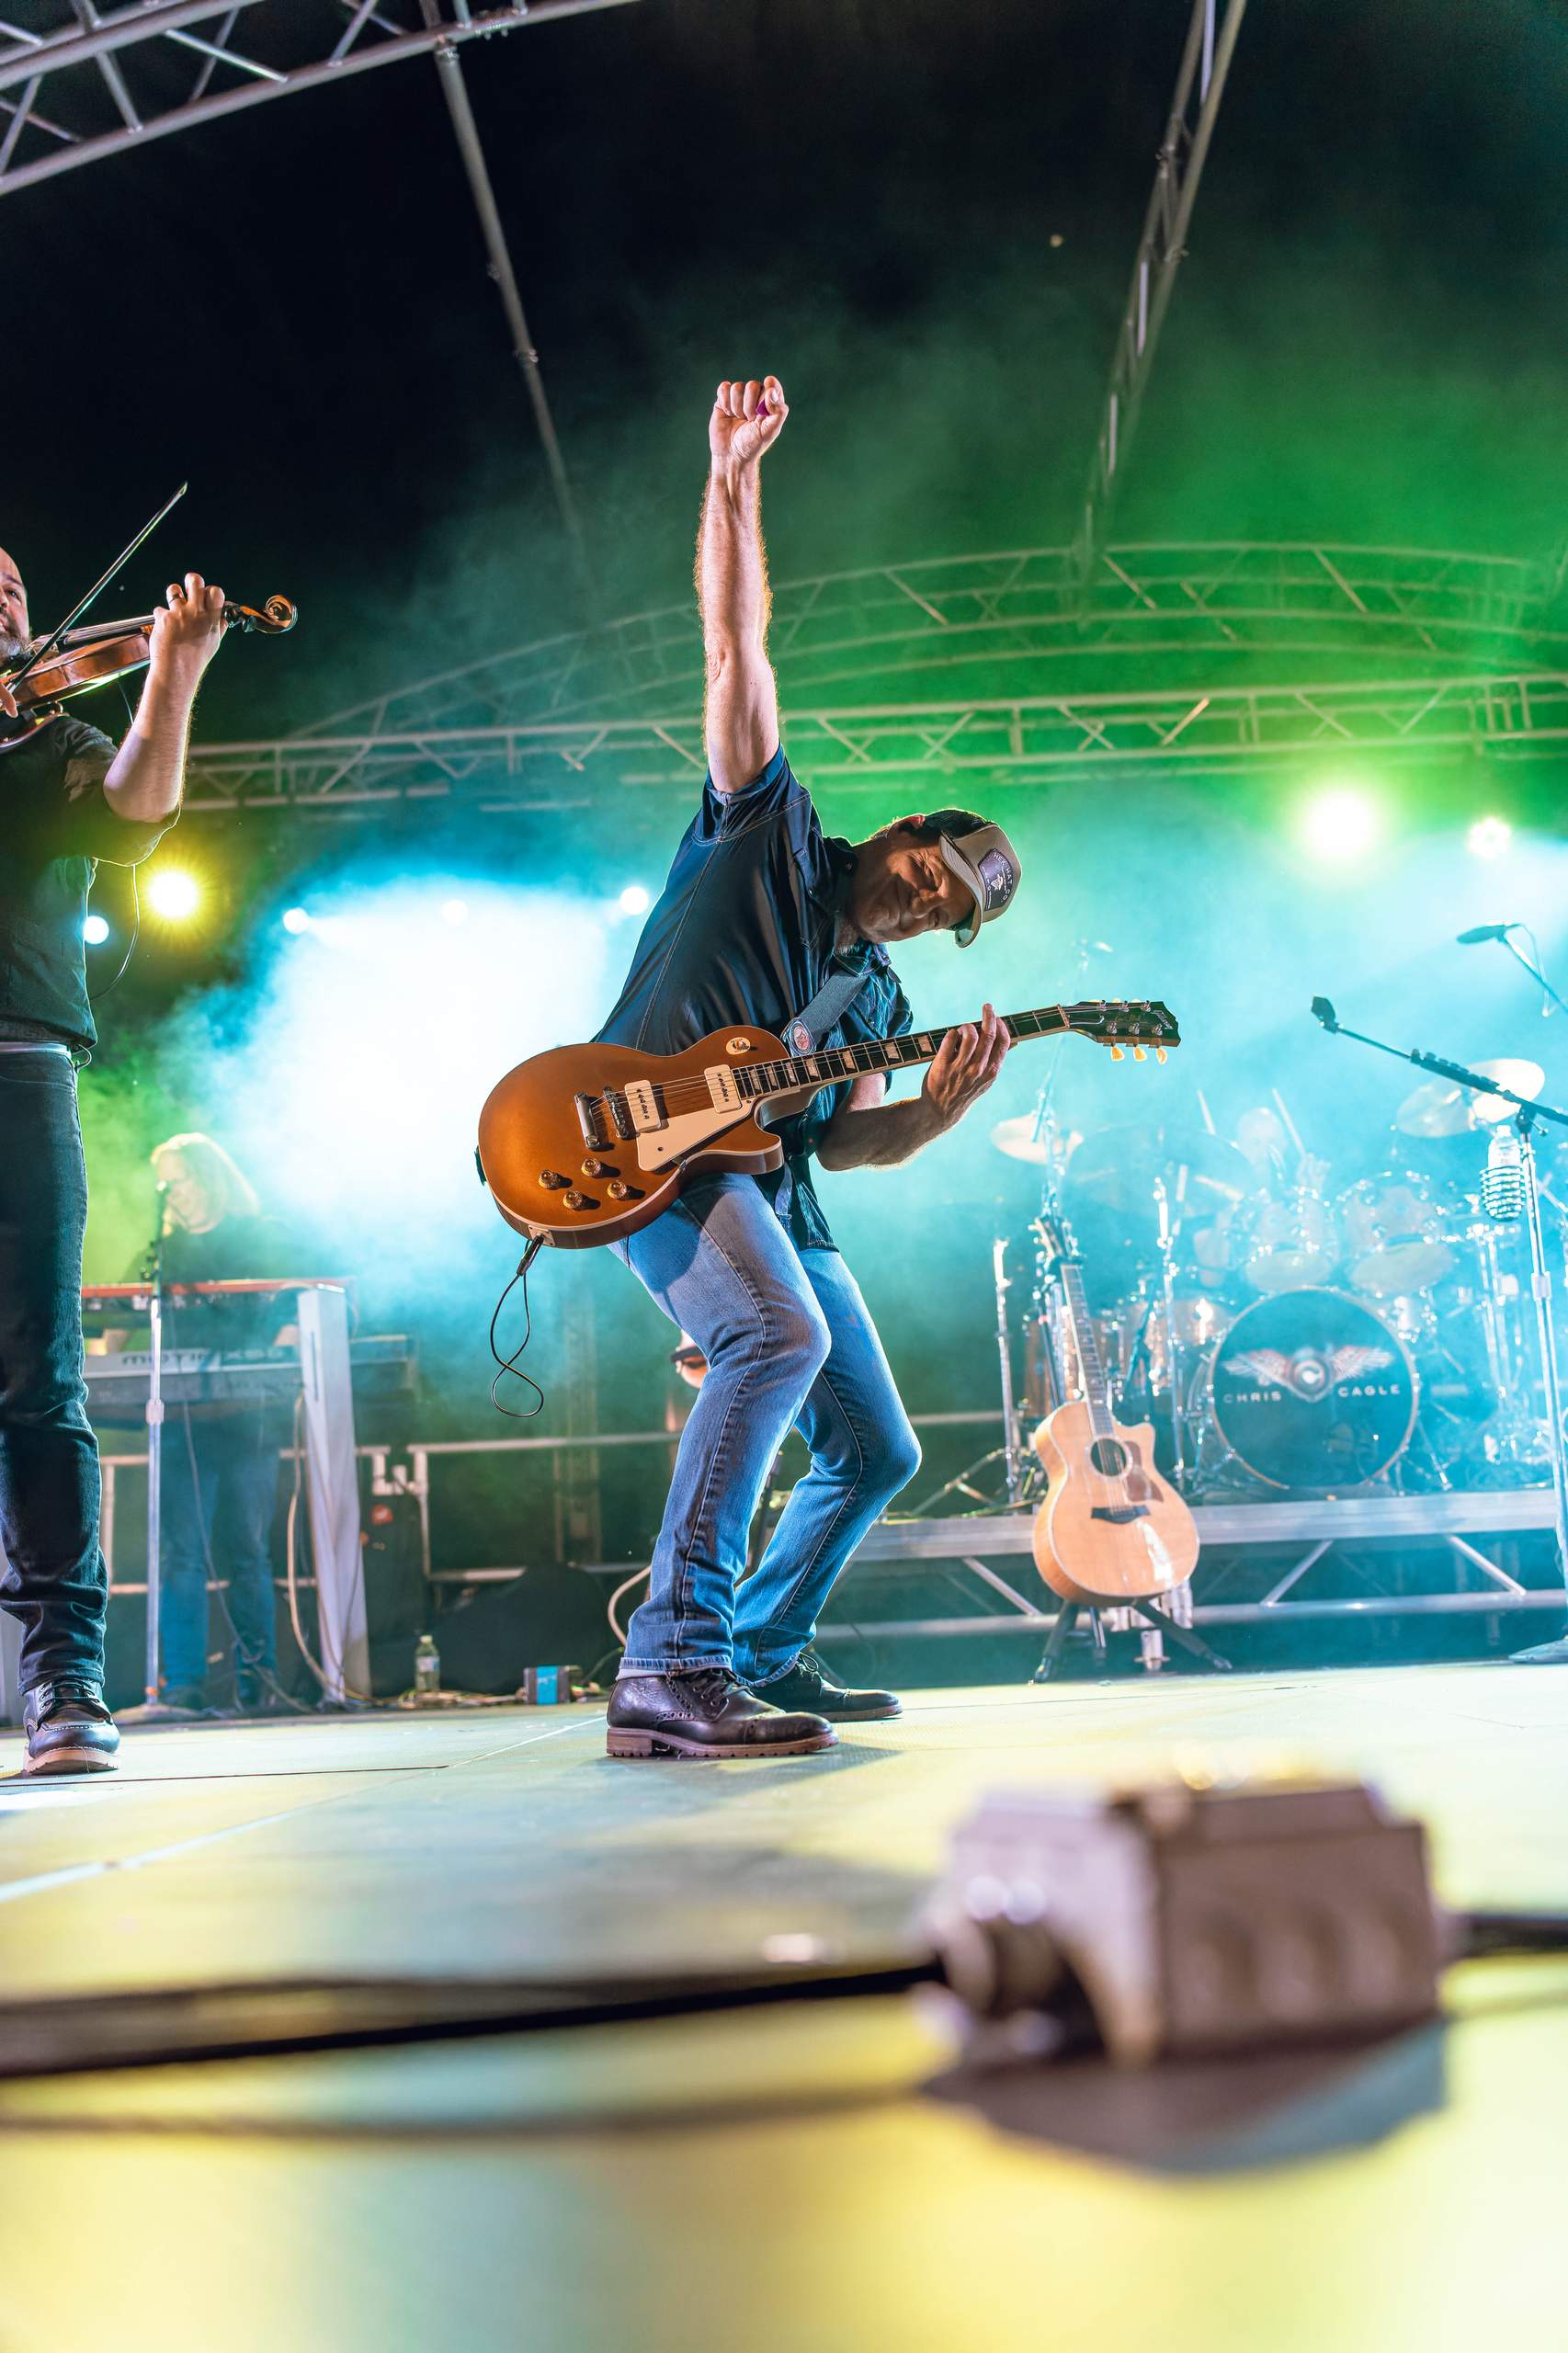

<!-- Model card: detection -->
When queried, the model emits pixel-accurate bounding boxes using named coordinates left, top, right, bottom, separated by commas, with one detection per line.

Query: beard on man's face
left=0, top=629, right=28, bottom=666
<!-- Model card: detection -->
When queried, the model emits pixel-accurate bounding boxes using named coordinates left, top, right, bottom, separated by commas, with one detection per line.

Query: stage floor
left=2, top=1665, right=1565, bottom=2352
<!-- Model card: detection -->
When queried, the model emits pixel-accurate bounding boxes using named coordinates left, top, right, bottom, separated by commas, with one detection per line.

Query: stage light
left=1467, top=815, right=1513, bottom=861
left=281, top=906, right=311, bottom=934
left=146, top=868, right=199, bottom=920
left=82, top=914, right=110, bottom=946
left=1300, top=785, right=1381, bottom=863
left=619, top=884, right=651, bottom=915
left=440, top=897, right=470, bottom=926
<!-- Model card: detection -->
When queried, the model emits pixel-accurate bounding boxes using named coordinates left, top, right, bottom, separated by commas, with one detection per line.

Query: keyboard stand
left=298, top=1285, right=369, bottom=1703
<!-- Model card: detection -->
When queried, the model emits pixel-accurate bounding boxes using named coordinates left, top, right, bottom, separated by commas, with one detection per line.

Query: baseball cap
left=925, top=809, right=1024, bottom=947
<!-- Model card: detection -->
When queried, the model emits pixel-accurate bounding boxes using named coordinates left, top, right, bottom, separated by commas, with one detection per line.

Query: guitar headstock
left=1064, top=1000, right=1180, bottom=1063
left=1029, top=1205, right=1079, bottom=1268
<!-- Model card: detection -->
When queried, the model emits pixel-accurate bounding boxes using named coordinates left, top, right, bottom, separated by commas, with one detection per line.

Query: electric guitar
left=1029, top=1212, right=1199, bottom=1606
left=478, top=1000, right=1180, bottom=1249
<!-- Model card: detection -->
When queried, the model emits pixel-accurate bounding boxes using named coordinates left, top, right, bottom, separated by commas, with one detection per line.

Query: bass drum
left=1207, top=1289, right=1417, bottom=1492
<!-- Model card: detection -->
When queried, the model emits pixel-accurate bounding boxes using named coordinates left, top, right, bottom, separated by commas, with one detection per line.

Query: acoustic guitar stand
left=1031, top=1596, right=1232, bottom=1684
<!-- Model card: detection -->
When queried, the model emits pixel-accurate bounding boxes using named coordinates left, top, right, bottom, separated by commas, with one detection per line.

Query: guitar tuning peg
left=1132, top=1045, right=1147, bottom=1062
left=1109, top=1044, right=1125, bottom=1062
left=1154, top=1046, right=1167, bottom=1064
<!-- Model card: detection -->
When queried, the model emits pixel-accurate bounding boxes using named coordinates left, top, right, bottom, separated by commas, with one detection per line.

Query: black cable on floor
left=1458, top=1910, right=1568, bottom=1960
left=0, top=1958, right=943, bottom=2085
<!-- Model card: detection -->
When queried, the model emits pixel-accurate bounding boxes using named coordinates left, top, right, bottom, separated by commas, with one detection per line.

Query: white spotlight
left=619, top=884, right=652, bottom=915
left=440, top=898, right=470, bottom=926
left=1466, top=815, right=1513, bottom=861
left=83, top=914, right=110, bottom=946
left=281, top=906, right=311, bottom=935
left=1300, top=784, right=1381, bottom=864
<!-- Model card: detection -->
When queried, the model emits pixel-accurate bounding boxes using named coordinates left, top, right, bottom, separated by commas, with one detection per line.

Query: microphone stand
left=142, top=1190, right=167, bottom=1708
left=1498, top=929, right=1568, bottom=1022
left=1312, top=999, right=1568, bottom=1661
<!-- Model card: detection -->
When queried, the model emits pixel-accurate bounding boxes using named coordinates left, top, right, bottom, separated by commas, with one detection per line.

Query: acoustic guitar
left=478, top=1000, right=1180, bottom=1249
left=1029, top=1212, right=1199, bottom=1607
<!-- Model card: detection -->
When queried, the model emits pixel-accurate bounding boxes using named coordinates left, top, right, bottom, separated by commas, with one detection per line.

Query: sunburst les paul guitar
left=1030, top=1212, right=1199, bottom=1607
left=478, top=1000, right=1181, bottom=1249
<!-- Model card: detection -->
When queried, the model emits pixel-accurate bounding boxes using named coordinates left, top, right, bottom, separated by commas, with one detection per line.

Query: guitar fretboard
left=1058, top=1259, right=1114, bottom=1438
left=734, top=1005, right=1077, bottom=1103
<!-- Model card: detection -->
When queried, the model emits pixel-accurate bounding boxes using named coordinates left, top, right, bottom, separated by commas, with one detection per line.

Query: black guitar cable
left=489, top=1236, right=546, bottom=1419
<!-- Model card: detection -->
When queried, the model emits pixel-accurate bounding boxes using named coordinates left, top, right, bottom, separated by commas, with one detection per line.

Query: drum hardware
left=1311, top=999, right=1568, bottom=1646
left=994, top=1233, right=1028, bottom=1506
left=1234, top=1183, right=1340, bottom=1292
left=1152, top=1170, right=1193, bottom=1494
left=1339, top=1170, right=1455, bottom=1297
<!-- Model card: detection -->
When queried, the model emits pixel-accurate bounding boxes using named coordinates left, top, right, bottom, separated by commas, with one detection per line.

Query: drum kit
left=991, top=1054, right=1567, bottom=1499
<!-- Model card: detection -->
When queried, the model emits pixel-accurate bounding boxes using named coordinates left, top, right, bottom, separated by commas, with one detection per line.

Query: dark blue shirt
left=596, top=745, right=912, bottom=1248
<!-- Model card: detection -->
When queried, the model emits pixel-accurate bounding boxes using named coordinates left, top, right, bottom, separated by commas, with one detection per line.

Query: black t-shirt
left=155, top=1217, right=303, bottom=1352
left=596, top=744, right=912, bottom=1248
left=0, top=710, right=173, bottom=1055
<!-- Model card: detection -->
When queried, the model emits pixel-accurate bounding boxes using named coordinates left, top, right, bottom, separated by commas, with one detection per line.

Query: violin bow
left=5, top=482, right=188, bottom=695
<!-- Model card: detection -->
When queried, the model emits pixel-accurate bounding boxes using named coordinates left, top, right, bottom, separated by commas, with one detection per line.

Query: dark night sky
left=10, top=0, right=1568, bottom=740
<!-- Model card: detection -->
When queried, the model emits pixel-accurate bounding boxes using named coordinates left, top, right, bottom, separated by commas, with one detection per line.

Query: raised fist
left=710, top=376, right=789, bottom=472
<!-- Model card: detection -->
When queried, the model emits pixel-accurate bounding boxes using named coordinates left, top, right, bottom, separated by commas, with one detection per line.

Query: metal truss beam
left=294, top=541, right=1566, bottom=750
left=1071, top=0, right=1248, bottom=584
left=181, top=663, right=1568, bottom=811
left=0, top=0, right=637, bottom=198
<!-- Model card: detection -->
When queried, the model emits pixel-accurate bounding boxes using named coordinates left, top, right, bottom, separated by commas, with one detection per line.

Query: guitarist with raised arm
left=594, top=373, right=1023, bottom=1759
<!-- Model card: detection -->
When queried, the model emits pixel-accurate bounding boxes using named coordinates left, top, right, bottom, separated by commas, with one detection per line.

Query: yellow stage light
left=146, top=869, right=199, bottom=921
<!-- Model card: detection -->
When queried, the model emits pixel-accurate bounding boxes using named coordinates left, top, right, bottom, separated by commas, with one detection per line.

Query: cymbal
left=1062, top=1123, right=1254, bottom=1217
left=1395, top=1059, right=1545, bottom=1138
left=990, top=1113, right=1058, bottom=1166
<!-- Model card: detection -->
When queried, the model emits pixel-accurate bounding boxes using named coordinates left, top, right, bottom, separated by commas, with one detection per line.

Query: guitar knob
left=539, top=1170, right=569, bottom=1189
left=582, top=1157, right=613, bottom=1177
left=562, top=1189, right=594, bottom=1211
left=606, top=1179, right=639, bottom=1201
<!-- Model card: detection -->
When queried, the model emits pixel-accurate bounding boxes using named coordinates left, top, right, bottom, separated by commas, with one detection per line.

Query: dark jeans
left=0, top=1050, right=108, bottom=1692
left=161, top=1411, right=280, bottom=1697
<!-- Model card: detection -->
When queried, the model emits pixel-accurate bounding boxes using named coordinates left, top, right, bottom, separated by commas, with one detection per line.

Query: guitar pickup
left=574, top=1093, right=612, bottom=1151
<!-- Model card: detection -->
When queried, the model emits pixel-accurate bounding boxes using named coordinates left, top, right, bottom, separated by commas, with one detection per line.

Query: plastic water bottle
left=414, top=1633, right=441, bottom=1697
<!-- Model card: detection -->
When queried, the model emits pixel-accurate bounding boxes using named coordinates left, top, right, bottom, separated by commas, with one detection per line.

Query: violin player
left=0, top=551, right=228, bottom=1774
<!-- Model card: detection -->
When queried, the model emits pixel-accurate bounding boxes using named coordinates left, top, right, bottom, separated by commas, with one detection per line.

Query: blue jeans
left=0, top=1051, right=108, bottom=1693
left=160, top=1411, right=280, bottom=1697
left=612, top=1174, right=921, bottom=1680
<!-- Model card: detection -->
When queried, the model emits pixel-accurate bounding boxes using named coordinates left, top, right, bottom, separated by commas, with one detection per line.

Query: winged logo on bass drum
left=1224, top=1344, right=1394, bottom=1402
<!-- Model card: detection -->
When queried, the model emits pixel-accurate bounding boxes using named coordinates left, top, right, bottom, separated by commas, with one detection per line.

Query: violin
left=4, top=596, right=297, bottom=719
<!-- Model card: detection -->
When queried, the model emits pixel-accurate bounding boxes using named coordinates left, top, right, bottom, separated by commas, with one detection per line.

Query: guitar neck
left=736, top=1006, right=1074, bottom=1104
left=1055, top=1257, right=1115, bottom=1432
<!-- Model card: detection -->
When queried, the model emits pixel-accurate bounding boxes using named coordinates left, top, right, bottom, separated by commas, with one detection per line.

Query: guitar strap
left=784, top=961, right=873, bottom=1055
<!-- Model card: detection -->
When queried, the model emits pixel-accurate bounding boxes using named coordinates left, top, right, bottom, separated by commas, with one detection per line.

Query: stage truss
left=0, top=0, right=631, bottom=196
left=179, top=539, right=1568, bottom=809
